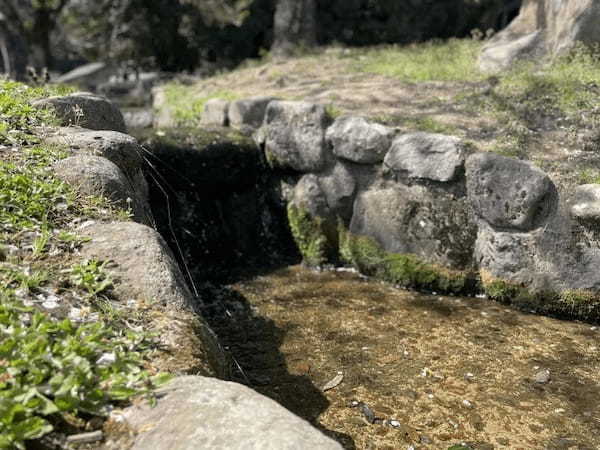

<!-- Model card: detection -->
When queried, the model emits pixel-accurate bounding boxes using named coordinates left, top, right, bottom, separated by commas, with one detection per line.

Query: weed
left=69, top=259, right=113, bottom=297
left=31, top=227, right=51, bottom=258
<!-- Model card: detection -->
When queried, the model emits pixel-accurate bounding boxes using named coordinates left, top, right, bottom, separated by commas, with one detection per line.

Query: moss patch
left=339, top=230, right=476, bottom=295
left=481, top=272, right=600, bottom=322
left=287, top=205, right=336, bottom=267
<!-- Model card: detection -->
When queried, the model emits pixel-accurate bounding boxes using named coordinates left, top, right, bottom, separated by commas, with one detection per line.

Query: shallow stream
left=205, top=265, right=600, bottom=450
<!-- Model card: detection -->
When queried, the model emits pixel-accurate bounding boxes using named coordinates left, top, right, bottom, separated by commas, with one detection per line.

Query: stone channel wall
left=199, top=94, right=600, bottom=321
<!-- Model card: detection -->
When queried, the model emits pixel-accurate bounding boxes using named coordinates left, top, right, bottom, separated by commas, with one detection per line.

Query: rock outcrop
left=121, top=376, right=343, bottom=450
left=479, top=0, right=600, bottom=72
left=33, top=92, right=126, bottom=133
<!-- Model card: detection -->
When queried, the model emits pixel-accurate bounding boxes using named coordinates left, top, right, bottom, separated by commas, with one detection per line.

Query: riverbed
left=203, top=265, right=600, bottom=450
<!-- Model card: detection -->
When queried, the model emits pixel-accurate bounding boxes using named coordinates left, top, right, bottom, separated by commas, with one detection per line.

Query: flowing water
left=203, top=265, right=600, bottom=450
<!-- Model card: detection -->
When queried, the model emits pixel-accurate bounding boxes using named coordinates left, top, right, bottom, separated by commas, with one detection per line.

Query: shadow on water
left=197, top=283, right=356, bottom=449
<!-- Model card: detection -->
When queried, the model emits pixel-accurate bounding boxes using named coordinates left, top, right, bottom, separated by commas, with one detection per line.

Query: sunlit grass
left=354, top=38, right=484, bottom=82
left=498, top=43, right=600, bottom=114
left=161, top=83, right=239, bottom=125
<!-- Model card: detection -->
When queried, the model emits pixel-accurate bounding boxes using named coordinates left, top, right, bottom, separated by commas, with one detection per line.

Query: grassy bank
left=0, top=80, right=168, bottom=449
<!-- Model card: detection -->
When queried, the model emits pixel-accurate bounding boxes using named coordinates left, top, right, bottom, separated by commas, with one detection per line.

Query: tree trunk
left=271, top=0, right=317, bottom=57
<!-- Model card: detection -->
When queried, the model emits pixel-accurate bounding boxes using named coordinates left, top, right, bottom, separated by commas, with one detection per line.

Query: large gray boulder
left=47, top=128, right=152, bottom=224
left=53, top=155, right=150, bottom=225
left=122, top=376, right=343, bottom=450
left=260, top=101, right=331, bottom=172
left=80, top=221, right=227, bottom=377
left=350, top=184, right=476, bottom=268
left=384, top=132, right=465, bottom=182
left=80, top=222, right=191, bottom=308
left=201, top=98, right=230, bottom=127
left=229, top=96, right=276, bottom=129
left=33, top=92, right=126, bottom=133
left=326, top=116, right=393, bottom=164
left=479, top=0, right=600, bottom=72
left=466, top=152, right=555, bottom=231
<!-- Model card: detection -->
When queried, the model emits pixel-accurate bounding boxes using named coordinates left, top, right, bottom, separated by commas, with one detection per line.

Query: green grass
left=161, top=83, right=238, bottom=126
left=498, top=43, right=600, bottom=115
left=0, top=79, right=72, bottom=145
left=355, top=39, right=484, bottom=82
left=0, top=79, right=169, bottom=448
left=0, top=290, right=169, bottom=449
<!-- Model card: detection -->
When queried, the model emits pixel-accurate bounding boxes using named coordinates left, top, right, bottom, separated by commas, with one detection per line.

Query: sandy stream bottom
left=201, top=265, right=600, bottom=450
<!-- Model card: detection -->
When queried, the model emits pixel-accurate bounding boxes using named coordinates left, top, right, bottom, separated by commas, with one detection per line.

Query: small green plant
left=0, top=292, right=169, bottom=449
left=0, top=80, right=72, bottom=144
left=31, top=227, right=51, bottom=258
left=577, top=168, right=600, bottom=185
left=69, top=259, right=113, bottom=297
left=0, top=266, right=49, bottom=293
left=325, top=104, right=343, bottom=119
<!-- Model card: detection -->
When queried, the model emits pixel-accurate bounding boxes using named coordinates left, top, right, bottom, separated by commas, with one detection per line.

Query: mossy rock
left=339, top=229, right=477, bottom=295
left=287, top=204, right=338, bottom=267
left=481, top=271, right=600, bottom=322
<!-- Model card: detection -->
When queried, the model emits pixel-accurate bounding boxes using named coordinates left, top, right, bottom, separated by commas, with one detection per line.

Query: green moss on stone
left=287, top=204, right=333, bottom=267
left=339, top=229, right=475, bottom=295
left=481, top=273, right=600, bottom=321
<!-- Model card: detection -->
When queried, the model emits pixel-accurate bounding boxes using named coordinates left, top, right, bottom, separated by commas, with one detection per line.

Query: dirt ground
left=201, top=265, right=600, bottom=450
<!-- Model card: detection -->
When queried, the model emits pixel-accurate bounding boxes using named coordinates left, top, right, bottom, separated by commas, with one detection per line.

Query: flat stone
left=201, top=98, right=230, bottom=127
left=384, top=132, right=465, bottom=182
left=33, top=92, right=126, bottom=133
left=261, top=101, right=331, bottom=172
left=466, top=152, right=555, bottom=231
left=570, top=184, right=600, bottom=220
left=123, top=376, right=343, bottom=450
left=326, top=115, right=393, bottom=164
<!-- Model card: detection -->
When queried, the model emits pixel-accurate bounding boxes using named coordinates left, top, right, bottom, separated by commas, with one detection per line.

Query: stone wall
left=202, top=95, right=600, bottom=321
